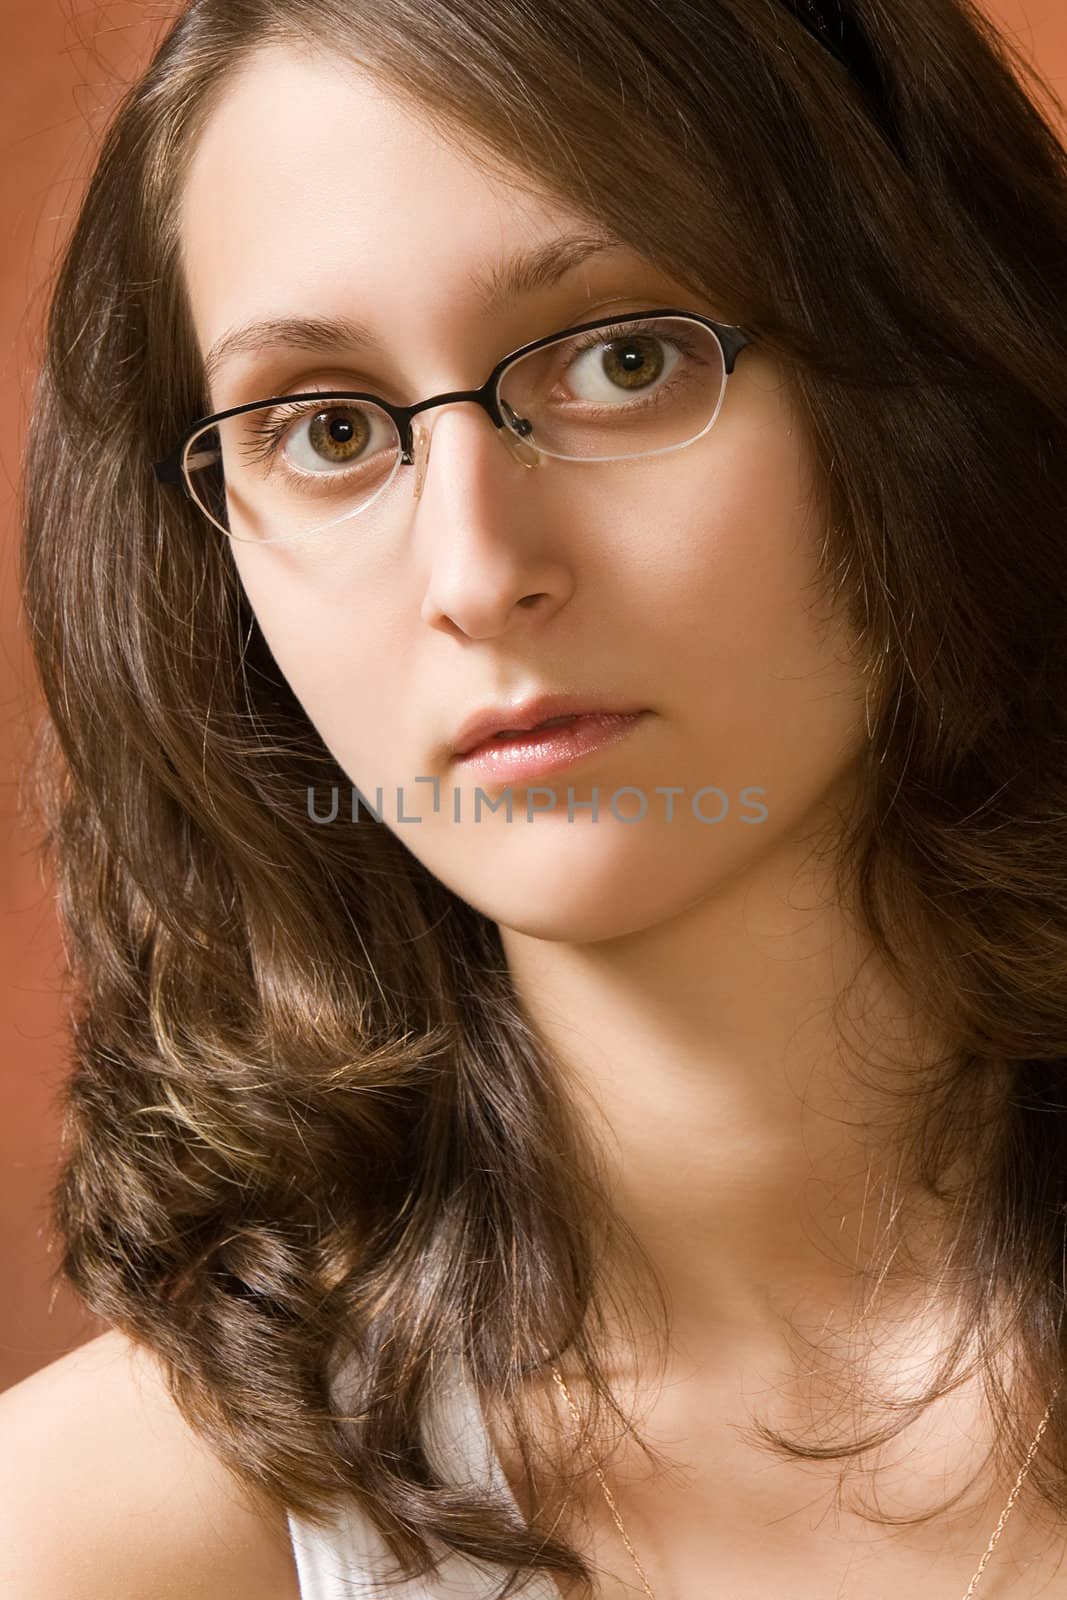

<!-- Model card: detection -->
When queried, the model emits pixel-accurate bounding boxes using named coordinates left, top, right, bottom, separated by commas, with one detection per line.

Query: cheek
left=232, top=552, right=402, bottom=770
left=616, top=411, right=839, bottom=680
left=611, top=408, right=866, bottom=793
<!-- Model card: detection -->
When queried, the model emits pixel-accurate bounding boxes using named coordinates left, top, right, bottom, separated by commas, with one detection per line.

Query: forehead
left=179, top=46, right=645, bottom=359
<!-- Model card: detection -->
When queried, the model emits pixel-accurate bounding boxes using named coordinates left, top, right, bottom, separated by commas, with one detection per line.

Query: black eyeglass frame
left=152, top=308, right=757, bottom=498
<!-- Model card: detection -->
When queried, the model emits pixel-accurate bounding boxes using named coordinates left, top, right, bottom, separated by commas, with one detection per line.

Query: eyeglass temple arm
left=155, top=442, right=221, bottom=488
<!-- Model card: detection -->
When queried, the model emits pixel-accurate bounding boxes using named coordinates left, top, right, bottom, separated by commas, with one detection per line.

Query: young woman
left=5, top=0, right=1067, bottom=1595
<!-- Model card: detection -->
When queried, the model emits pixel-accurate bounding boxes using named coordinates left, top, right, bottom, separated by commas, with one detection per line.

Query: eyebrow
left=202, top=231, right=624, bottom=389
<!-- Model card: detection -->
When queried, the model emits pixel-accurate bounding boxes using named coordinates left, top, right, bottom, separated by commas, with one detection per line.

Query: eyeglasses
left=153, top=308, right=756, bottom=547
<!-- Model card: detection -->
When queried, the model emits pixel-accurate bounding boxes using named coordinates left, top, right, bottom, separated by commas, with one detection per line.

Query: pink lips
left=451, top=694, right=649, bottom=759
left=453, top=710, right=648, bottom=782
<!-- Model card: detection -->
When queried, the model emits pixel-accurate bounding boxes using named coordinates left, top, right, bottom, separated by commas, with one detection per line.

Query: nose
left=409, top=407, right=540, bottom=501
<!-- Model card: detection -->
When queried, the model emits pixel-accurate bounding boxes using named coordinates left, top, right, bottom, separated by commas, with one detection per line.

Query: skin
left=176, top=42, right=1066, bottom=1597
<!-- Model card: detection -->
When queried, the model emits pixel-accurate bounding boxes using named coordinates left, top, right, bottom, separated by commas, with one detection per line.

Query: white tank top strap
left=286, top=1350, right=562, bottom=1599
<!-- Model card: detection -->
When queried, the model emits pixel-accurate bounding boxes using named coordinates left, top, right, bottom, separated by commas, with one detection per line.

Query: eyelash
left=240, top=318, right=703, bottom=468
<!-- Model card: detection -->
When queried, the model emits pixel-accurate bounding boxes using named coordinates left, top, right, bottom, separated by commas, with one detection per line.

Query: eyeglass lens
left=181, top=315, right=728, bottom=547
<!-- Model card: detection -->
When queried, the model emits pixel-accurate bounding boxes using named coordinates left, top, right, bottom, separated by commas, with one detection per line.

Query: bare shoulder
left=0, top=1328, right=301, bottom=1600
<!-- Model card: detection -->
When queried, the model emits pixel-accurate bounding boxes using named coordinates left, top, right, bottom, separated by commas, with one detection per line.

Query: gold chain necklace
left=540, top=1348, right=1058, bottom=1600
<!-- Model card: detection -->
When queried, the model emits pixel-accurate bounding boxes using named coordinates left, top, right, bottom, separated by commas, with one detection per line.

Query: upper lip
left=451, top=694, right=647, bottom=758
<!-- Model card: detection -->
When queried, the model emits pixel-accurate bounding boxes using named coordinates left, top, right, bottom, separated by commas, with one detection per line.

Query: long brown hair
left=18, top=0, right=1067, bottom=1592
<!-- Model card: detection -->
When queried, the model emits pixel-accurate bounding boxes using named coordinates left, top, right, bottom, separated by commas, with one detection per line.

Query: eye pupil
left=329, top=417, right=354, bottom=443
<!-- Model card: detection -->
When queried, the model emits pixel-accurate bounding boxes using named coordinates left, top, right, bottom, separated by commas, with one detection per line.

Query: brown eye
left=303, top=406, right=374, bottom=464
left=589, top=335, right=667, bottom=392
left=555, top=328, right=682, bottom=406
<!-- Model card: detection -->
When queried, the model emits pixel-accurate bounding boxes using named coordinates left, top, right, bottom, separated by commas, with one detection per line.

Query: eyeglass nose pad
left=499, top=424, right=541, bottom=470
left=410, top=414, right=541, bottom=497
left=412, top=420, right=432, bottom=500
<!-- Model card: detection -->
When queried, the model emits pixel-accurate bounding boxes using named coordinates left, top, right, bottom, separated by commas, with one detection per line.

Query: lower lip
left=454, top=711, right=648, bottom=782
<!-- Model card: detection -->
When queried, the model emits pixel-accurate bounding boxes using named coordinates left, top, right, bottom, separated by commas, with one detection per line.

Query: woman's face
left=179, top=43, right=869, bottom=942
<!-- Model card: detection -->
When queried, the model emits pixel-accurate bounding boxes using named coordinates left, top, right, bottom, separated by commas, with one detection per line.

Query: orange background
left=2, top=0, right=1065, bottom=1393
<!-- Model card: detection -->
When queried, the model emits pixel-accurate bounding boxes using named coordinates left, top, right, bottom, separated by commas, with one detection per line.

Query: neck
left=499, top=812, right=975, bottom=1389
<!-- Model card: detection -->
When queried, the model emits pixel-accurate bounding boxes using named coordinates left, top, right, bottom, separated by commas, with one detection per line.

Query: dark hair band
left=779, top=0, right=903, bottom=156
